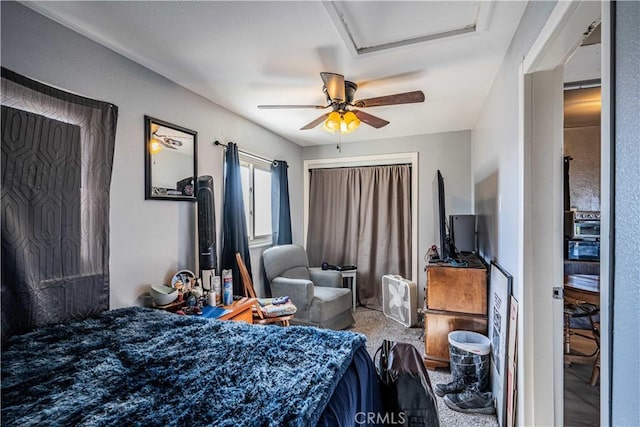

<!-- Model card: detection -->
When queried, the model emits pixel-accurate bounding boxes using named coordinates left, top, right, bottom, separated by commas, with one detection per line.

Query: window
left=239, top=154, right=272, bottom=245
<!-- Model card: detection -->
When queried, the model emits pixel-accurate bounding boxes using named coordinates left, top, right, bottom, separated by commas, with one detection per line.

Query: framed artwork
left=489, top=261, right=513, bottom=427
left=506, top=295, right=519, bottom=427
left=144, top=116, right=197, bottom=201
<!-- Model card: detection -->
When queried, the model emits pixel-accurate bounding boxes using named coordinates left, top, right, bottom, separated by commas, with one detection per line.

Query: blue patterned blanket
left=1, top=307, right=366, bottom=426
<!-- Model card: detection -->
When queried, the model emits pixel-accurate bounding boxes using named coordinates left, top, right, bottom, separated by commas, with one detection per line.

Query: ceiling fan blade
left=353, top=90, right=425, bottom=108
left=353, top=110, right=390, bottom=129
left=320, top=72, right=345, bottom=102
left=258, top=104, right=328, bottom=109
left=300, top=112, right=331, bottom=130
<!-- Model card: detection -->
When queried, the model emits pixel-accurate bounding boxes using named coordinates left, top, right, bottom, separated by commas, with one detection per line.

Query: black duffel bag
left=374, top=340, right=440, bottom=427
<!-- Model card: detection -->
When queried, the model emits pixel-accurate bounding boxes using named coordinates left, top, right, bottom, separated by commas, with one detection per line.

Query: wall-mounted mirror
left=145, top=116, right=197, bottom=201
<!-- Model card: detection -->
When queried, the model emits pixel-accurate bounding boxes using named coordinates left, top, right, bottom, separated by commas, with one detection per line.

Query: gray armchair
left=262, top=244, right=354, bottom=330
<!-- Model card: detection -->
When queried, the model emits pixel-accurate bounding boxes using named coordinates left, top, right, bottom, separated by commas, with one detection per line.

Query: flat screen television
left=435, top=170, right=451, bottom=261
left=432, top=171, right=477, bottom=262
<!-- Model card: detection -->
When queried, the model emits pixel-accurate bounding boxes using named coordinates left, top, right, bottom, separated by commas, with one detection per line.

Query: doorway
left=520, top=1, right=607, bottom=425
left=562, top=41, right=602, bottom=422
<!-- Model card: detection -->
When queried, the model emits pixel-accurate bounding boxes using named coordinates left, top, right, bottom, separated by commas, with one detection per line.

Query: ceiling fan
left=150, top=124, right=187, bottom=154
left=258, top=72, right=425, bottom=133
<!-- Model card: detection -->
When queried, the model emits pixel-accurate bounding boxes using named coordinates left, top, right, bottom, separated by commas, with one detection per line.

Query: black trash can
left=448, top=330, right=491, bottom=391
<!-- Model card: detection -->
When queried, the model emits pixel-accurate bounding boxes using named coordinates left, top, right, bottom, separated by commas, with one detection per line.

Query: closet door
left=307, top=164, right=411, bottom=307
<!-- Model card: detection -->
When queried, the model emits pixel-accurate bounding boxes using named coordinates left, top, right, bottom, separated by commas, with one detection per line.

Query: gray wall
left=303, top=130, right=472, bottom=304
left=564, top=126, right=601, bottom=211
left=472, top=0, right=640, bottom=424
left=1, top=2, right=304, bottom=306
left=612, top=2, right=640, bottom=425
left=470, top=1, right=556, bottom=424
left=471, top=1, right=556, bottom=279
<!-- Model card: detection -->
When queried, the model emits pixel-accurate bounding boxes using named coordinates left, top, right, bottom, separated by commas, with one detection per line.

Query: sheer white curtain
left=307, top=164, right=411, bottom=307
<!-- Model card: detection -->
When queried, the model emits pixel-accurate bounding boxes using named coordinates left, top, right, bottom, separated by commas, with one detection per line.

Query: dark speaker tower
left=197, top=176, right=217, bottom=271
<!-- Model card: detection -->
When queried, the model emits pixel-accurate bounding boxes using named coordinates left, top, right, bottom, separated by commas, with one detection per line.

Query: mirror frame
left=144, top=115, right=197, bottom=202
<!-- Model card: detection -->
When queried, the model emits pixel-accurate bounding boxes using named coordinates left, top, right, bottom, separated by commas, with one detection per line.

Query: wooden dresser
left=424, top=254, right=488, bottom=369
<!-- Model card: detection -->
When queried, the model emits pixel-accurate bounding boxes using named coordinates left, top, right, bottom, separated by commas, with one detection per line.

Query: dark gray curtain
left=220, top=142, right=252, bottom=295
left=307, top=165, right=411, bottom=307
left=271, top=160, right=292, bottom=246
left=1, top=68, right=118, bottom=339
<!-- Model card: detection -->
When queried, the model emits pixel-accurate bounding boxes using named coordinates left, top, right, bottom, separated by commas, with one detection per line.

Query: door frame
left=520, top=1, right=606, bottom=425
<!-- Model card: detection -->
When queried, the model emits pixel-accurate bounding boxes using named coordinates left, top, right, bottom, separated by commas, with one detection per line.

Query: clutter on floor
left=351, top=307, right=498, bottom=427
left=374, top=340, right=440, bottom=426
left=435, top=330, right=495, bottom=415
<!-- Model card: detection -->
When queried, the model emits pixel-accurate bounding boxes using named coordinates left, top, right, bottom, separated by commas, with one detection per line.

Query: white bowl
left=149, top=284, right=179, bottom=306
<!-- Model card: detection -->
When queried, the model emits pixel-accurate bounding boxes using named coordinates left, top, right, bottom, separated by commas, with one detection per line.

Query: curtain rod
left=214, top=140, right=275, bottom=165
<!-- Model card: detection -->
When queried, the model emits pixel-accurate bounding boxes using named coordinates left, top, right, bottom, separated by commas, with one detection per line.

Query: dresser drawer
left=426, top=266, right=487, bottom=315
left=424, top=310, right=487, bottom=362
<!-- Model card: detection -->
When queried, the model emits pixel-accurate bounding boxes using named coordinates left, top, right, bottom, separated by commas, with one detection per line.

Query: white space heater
left=382, top=275, right=418, bottom=327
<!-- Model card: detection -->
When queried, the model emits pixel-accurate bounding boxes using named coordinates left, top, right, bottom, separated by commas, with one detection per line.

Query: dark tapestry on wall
left=1, top=68, right=118, bottom=339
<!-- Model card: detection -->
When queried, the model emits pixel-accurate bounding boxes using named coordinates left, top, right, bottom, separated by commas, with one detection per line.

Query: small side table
left=341, top=270, right=357, bottom=312
left=153, top=297, right=257, bottom=324
left=218, top=297, right=257, bottom=324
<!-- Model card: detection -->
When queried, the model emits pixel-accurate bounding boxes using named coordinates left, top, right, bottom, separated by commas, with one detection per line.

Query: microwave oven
left=572, top=221, right=600, bottom=239
left=565, top=211, right=600, bottom=240
left=567, top=240, right=600, bottom=261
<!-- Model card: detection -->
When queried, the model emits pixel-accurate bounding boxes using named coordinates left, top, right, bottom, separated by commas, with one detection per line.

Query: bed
left=1, top=307, right=383, bottom=426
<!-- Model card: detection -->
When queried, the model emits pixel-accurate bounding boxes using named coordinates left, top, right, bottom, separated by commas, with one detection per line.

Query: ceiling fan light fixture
left=342, top=111, right=361, bottom=133
left=150, top=139, right=163, bottom=154
left=323, top=111, right=342, bottom=132
left=323, top=110, right=361, bottom=134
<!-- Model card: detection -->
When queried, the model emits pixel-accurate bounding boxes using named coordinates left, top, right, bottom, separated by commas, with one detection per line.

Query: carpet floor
left=349, top=306, right=498, bottom=427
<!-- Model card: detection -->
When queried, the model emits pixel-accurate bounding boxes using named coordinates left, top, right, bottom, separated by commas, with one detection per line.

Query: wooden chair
left=235, top=253, right=293, bottom=326
left=589, top=322, right=600, bottom=386
left=563, top=297, right=600, bottom=386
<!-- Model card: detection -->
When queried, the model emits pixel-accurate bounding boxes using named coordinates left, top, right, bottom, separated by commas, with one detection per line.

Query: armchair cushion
left=309, top=287, right=352, bottom=324
left=264, top=245, right=310, bottom=282
left=270, top=277, right=313, bottom=311
left=309, top=268, right=343, bottom=288
left=281, top=266, right=311, bottom=281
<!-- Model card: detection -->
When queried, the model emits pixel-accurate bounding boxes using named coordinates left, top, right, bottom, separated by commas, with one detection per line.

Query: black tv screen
left=436, top=170, right=450, bottom=260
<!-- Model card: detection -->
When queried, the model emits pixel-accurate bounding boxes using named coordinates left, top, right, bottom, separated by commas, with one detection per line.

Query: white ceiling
left=25, top=1, right=527, bottom=147
left=564, top=44, right=602, bottom=83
